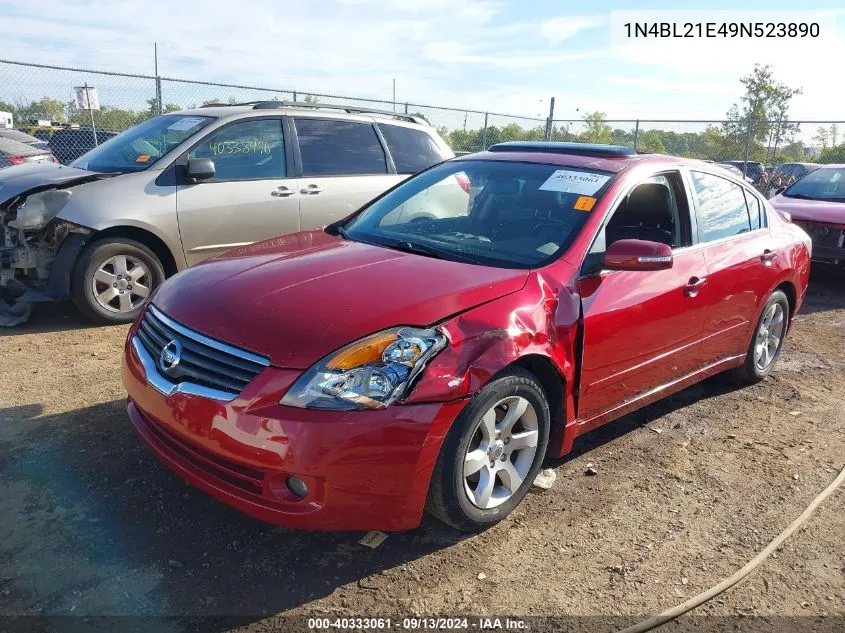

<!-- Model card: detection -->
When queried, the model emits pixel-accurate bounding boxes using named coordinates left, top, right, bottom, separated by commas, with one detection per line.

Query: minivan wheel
left=426, top=367, right=550, bottom=532
left=71, top=238, right=165, bottom=324
left=730, top=289, right=790, bottom=384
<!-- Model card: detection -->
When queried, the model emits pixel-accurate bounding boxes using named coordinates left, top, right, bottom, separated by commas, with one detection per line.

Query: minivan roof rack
left=198, top=100, right=430, bottom=125
left=488, top=141, right=637, bottom=158
left=252, top=100, right=430, bottom=125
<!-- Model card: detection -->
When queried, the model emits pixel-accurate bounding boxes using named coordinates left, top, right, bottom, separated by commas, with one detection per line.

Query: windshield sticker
left=135, top=154, right=151, bottom=163
left=539, top=170, right=610, bottom=195
left=167, top=117, right=206, bottom=131
left=573, top=196, right=596, bottom=211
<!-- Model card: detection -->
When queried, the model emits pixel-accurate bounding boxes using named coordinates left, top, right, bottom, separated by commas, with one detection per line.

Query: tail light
left=455, top=173, right=471, bottom=194
left=7, top=155, right=26, bottom=165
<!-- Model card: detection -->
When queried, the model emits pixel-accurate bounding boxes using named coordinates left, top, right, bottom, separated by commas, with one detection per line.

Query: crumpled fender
left=404, top=266, right=582, bottom=456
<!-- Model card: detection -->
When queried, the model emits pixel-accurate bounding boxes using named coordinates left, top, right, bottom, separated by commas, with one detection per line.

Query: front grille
left=798, top=221, right=845, bottom=250
left=135, top=304, right=269, bottom=398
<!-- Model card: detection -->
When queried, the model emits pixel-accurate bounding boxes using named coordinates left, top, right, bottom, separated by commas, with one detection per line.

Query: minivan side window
left=377, top=124, right=444, bottom=173
left=294, top=119, right=387, bottom=176
left=188, top=118, right=285, bottom=181
left=690, top=171, right=751, bottom=242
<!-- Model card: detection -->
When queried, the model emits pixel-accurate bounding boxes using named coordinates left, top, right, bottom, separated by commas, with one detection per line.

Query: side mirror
left=604, top=239, right=673, bottom=271
left=186, top=158, right=215, bottom=181
left=774, top=186, right=786, bottom=196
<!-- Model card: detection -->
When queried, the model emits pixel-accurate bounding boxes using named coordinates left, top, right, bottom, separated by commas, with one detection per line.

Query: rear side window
left=294, top=119, right=387, bottom=176
left=743, top=190, right=762, bottom=229
left=378, top=124, right=444, bottom=173
left=691, top=171, right=751, bottom=242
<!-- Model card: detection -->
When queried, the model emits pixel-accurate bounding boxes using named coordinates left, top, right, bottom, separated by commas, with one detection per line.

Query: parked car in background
left=123, top=142, right=810, bottom=532
left=0, top=102, right=453, bottom=324
left=768, top=162, right=821, bottom=198
left=49, top=127, right=119, bottom=164
left=0, top=135, right=57, bottom=169
left=717, top=163, right=753, bottom=183
left=719, top=160, right=764, bottom=184
left=769, top=164, right=845, bottom=266
left=0, top=128, right=57, bottom=157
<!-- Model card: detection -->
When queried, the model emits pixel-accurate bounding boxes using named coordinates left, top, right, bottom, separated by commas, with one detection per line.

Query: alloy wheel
left=91, top=254, right=152, bottom=313
left=754, top=302, right=786, bottom=371
left=463, top=395, right=539, bottom=509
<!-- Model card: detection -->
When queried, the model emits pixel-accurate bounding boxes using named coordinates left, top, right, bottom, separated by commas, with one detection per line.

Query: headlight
left=281, top=327, right=447, bottom=410
left=9, top=189, right=72, bottom=230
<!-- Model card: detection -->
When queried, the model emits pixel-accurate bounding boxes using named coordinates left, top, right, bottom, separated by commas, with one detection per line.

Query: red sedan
left=122, top=142, right=811, bottom=532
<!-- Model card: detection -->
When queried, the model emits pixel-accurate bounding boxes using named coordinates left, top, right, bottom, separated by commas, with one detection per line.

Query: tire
left=71, top=238, right=165, bottom=324
left=426, top=367, right=551, bottom=532
left=730, top=289, right=790, bottom=385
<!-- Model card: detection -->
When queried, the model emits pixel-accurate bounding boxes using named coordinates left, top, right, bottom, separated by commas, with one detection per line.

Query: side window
left=743, top=190, right=762, bottom=229
left=188, top=118, right=285, bottom=181
left=295, top=119, right=387, bottom=176
left=690, top=171, right=751, bottom=242
left=378, top=124, right=444, bottom=173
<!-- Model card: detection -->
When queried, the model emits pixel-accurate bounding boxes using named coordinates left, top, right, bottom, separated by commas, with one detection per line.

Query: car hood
left=0, top=162, right=109, bottom=205
left=152, top=230, right=530, bottom=368
left=769, top=195, right=845, bottom=224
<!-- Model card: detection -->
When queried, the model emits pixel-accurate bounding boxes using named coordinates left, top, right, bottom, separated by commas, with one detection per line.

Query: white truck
left=0, top=112, right=12, bottom=129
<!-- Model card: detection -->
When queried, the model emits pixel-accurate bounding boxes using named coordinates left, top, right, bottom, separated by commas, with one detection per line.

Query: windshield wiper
left=384, top=239, right=485, bottom=265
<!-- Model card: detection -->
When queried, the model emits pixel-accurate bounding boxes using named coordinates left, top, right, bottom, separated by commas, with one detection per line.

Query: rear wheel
left=426, top=368, right=550, bottom=532
left=71, top=238, right=165, bottom=324
left=730, top=289, right=789, bottom=384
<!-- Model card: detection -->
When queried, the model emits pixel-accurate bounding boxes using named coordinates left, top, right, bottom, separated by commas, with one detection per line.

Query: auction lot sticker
left=539, top=170, right=610, bottom=195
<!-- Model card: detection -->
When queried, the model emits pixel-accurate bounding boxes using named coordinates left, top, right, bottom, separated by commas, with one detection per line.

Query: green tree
left=14, top=97, right=67, bottom=123
left=829, top=123, right=839, bottom=147
left=722, top=64, right=802, bottom=151
left=581, top=111, right=612, bottom=144
left=819, top=144, right=845, bottom=164
left=813, top=126, right=829, bottom=149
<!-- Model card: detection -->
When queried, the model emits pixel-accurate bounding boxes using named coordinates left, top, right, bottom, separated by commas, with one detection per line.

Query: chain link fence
left=2, top=59, right=843, bottom=184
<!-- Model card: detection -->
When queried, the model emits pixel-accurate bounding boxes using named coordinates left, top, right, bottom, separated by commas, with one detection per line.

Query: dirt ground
left=1, top=267, right=843, bottom=633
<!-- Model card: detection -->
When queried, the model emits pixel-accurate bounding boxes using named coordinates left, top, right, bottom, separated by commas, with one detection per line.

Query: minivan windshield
left=783, top=167, right=845, bottom=202
left=338, top=160, right=614, bottom=269
left=72, top=114, right=214, bottom=173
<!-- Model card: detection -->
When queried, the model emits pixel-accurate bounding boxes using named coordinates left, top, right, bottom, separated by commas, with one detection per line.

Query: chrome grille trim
left=132, top=304, right=269, bottom=401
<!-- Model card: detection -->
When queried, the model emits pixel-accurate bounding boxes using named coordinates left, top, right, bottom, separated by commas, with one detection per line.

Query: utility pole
left=392, top=78, right=396, bottom=112
left=154, top=42, right=162, bottom=115
left=544, top=97, right=555, bottom=141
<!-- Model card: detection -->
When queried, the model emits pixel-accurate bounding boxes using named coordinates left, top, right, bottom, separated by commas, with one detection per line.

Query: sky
left=1, top=0, right=843, bottom=123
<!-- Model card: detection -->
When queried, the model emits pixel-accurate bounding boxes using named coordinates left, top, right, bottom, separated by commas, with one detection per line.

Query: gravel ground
left=0, top=267, right=843, bottom=633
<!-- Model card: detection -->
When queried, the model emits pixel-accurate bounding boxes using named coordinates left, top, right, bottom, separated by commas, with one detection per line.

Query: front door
left=292, top=117, right=402, bottom=228
left=576, top=171, right=709, bottom=423
left=176, top=117, right=300, bottom=265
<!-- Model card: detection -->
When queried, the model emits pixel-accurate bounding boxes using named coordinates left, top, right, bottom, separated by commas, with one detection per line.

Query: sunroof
left=488, top=141, right=637, bottom=158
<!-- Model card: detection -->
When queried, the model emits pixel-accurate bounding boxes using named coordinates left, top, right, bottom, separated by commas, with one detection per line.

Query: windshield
left=71, top=114, right=214, bottom=173
left=339, top=160, right=614, bottom=269
left=783, top=167, right=845, bottom=202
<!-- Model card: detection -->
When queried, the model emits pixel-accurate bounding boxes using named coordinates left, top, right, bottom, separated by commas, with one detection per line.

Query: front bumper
left=122, top=331, right=467, bottom=531
left=794, top=220, right=845, bottom=264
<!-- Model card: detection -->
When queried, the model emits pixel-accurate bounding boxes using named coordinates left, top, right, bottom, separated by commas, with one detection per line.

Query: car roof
left=458, top=143, right=680, bottom=174
left=0, top=136, right=47, bottom=156
left=0, top=129, right=41, bottom=145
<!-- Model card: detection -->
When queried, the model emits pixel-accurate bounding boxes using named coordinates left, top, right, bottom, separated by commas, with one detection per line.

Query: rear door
left=292, top=118, right=402, bottom=227
left=577, top=170, right=709, bottom=424
left=175, top=116, right=300, bottom=265
left=688, top=169, right=776, bottom=366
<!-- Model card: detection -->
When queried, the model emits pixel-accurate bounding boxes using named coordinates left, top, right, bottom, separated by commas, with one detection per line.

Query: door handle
left=300, top=185, right=322, bottom=195
left=271, top=186, right=295, bottom=197
left=760, top=249, right=777, bottom=264
left=684, top=276, right=707, bottom=297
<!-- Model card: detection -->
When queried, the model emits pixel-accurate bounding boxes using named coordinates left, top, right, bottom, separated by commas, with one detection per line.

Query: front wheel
left=71, top=238, right=165, bottom=324
left=426, top=368, right=550, bottom=532
left=730, top=289, right=790, bottom=384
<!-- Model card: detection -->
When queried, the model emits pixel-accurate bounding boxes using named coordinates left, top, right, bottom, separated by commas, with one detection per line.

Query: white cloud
left=541, top=16, right=605, bottom=43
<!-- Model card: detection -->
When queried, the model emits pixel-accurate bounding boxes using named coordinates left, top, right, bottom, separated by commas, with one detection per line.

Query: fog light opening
left=286, top=476, right=309, bottom=499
